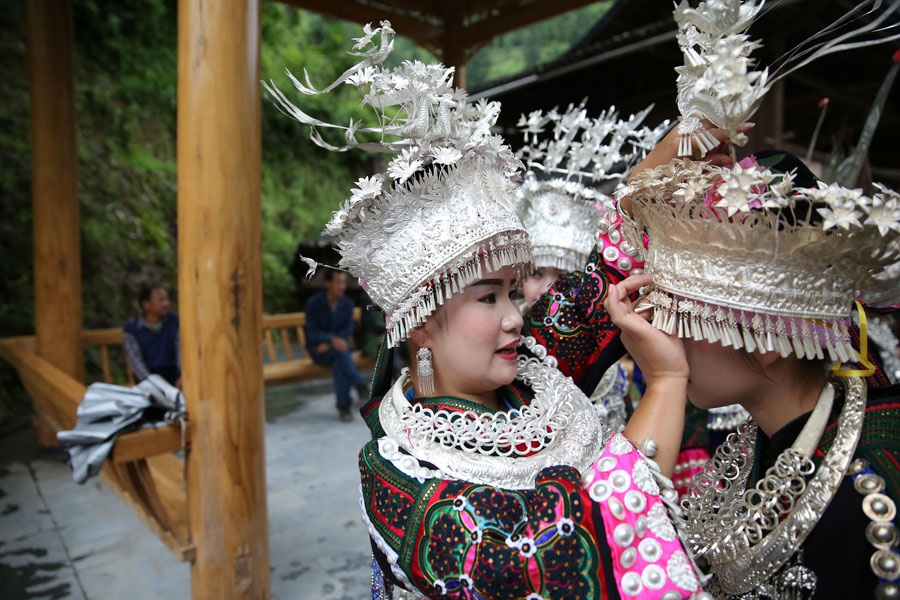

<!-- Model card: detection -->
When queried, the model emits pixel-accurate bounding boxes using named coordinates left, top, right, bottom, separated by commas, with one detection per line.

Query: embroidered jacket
left=359, top=383, right=701, bottom=600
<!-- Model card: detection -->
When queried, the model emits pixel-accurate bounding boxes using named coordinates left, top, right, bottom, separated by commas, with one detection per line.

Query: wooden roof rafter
left=277, top=0, right=606, bottom=56
left=278, top=0, right=444, bottom=48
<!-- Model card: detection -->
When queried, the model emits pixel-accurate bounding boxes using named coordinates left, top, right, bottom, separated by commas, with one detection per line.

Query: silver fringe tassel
left=386, top=237, right=533, bottom=347
left=647, top=290, right=855, bottom=363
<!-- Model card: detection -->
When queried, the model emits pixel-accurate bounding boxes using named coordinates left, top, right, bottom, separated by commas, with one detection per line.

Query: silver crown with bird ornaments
left=264, top=21, right=532, bottom=347
left=516, top=100, right=669, bottom=273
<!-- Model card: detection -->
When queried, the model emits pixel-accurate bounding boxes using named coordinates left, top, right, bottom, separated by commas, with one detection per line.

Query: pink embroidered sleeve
left=584, top=432, right=701, bottom=598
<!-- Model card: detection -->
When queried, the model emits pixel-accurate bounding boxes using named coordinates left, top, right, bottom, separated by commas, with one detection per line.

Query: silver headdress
left=621, top=0, right=900, bottom=363
left=264, top=22, right=531, bottom=347
left=516, top=101, right=669, bottom=272
left=673, top=0, right=900, bottom=156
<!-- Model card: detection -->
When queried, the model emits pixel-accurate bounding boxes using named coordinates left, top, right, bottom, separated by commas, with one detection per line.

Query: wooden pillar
left=26, top=0, right=84, bottom=387
left=177, top=1, right=269, bottom=598
left=443, top=7, right=467, bottom=89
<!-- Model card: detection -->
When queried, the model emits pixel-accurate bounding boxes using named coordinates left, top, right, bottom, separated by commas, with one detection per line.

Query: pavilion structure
left=0, top=1, right=606, bottom=598
left=280, top=0, right=601, bottom=88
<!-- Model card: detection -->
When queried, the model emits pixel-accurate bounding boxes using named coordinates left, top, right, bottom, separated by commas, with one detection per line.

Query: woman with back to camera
left=515, top=99, right=668, bottom=435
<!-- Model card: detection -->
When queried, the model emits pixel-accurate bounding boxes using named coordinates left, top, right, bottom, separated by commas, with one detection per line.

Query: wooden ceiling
left=278, top=0, right=602, bottom=85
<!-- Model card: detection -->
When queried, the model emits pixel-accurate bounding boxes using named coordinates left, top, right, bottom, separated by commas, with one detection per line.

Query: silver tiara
left=516, top=101, right=668, bottom=272
left=622, top=0, right=900, bottom=362
left=673, top=0, right=900, bottom=155
left=264, top=22, right=532, bottom=347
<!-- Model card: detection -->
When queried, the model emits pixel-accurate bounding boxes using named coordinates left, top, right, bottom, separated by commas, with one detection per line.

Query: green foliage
left=466, top=2, right=613, bottom=88
left=260, top=5, right=371, bottom=311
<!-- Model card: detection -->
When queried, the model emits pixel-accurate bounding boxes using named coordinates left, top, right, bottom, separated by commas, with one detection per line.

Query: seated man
left=123, top=285, right=181, bottom=387
left=305, top=271, right=366, bottom=421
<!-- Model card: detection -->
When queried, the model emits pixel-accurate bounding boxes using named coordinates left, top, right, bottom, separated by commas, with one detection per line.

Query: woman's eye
left=531, top=269, right=541, bottom=278
left=478, top=293, right=496, bottom=304
left=508, top=290, right=516, bottom=300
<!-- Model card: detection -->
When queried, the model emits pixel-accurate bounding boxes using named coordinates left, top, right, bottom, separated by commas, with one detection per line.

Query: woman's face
left=682, top=338, right=766, bottom=409
left=523, top=267, right=566, bottom=306
left=421, top=265, right=524, bottom=398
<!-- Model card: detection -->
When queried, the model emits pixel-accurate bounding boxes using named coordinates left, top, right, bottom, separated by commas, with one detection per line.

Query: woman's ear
left=756, top=349, right=780, bottom=368
left=409, top=323, right=431, bottom=349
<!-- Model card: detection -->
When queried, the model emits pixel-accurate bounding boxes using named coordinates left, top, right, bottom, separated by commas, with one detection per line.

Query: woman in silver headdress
left=266, top=21, right=707, bottom=600
left=607, top=1, right=900, bottom=598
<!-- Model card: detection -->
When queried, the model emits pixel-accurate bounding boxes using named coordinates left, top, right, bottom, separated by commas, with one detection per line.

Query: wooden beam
left=111, top=425, right=186, bottom=463
left=26, top=0, right=83, bottom=384
left=277, top=0, right=443, bottom=47
left=178, top=0, right=270, bottom=598
left=462, top=0, right=600, bottom=48
left=0, top=338, right=85, bottom=432
left=100, top=453, right=192, bottom=561
left=442, top=3, right=466, bottom=89
left=81, top=328, right=125, bottom=346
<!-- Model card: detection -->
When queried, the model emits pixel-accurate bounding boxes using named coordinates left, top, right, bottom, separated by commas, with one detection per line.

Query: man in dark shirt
left=305, top=271, right=366, bottom=421
left=123, top=286, right=181, bottom=387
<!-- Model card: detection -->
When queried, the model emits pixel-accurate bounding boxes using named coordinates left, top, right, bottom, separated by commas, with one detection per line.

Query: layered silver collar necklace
left=680, top=377, right=866, bottom=597
left=377, top=336, right=608, bottom=490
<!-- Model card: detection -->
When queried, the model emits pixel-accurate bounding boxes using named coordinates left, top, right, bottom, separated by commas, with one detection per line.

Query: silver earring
left=416, top=347, right=434, bottom=396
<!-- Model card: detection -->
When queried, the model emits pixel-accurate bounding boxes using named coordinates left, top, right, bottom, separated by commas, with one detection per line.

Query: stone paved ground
left=0, top=376, right=375, bottom=600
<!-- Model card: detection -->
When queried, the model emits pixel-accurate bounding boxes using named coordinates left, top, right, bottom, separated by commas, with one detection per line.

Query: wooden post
left=442, top=6, right=467, bottom=89
left=26, top=0, right=84, bottom=390
left=177, top=1, right=269, bottom=598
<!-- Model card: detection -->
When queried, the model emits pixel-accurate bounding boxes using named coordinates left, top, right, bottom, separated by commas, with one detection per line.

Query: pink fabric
left=597, top=209, right=647, bottom=278
left=586, top=433, right=700, bottom=598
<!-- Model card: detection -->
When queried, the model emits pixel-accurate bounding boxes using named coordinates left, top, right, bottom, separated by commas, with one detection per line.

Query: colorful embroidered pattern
left=525, top=245, right=626, bottom=382
left=817, top=387, right=900, bottom=505
left=361, top=390, right=700, bottom=599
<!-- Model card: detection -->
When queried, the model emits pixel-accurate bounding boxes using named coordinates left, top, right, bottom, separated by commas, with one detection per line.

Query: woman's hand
left=608, top=274, right=690, bottom=477
left=636, top=121, right=755, bottom=174
left=603, top=275, right=688, bottom=387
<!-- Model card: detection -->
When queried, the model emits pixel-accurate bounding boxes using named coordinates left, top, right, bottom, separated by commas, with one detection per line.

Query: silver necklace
left=377, top=336, right=607, bottom=489
left=680, top=377, right=866, bottom=596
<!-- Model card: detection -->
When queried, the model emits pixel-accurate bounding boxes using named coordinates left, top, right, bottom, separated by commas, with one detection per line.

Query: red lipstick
left=495, top=340, right=519, bottom=360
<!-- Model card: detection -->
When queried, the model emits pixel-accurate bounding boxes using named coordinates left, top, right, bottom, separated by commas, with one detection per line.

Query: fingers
left=604, top=284, right=630, bottom=325
left=707, top=153, right=735, bottom=168
left=617, top=274, right=652, bottom=297
left=604, top=275, right=652, bottom=328
left=694, top=121, right=756, bottom=162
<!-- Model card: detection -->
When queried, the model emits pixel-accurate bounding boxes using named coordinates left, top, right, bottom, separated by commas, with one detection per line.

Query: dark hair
left=323, top=269, right=345, bottom=282
left=138, top=285, right=164, bottom=307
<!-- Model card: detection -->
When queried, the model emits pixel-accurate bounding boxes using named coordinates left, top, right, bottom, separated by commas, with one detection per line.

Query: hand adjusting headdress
left=620, top=0, right=900, bottom=363
left=516, top=101, right=669, bottom=274
left=264, top=22, right=531, bottom=347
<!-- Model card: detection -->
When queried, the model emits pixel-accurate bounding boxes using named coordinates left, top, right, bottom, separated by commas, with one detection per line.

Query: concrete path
left=0, top=377, right=375, bottom=599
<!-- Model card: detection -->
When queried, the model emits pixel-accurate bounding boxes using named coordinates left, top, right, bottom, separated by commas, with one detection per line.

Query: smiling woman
left=408, top=270, right=523, bottom=411
left=266, top=22, right=702, bottom=600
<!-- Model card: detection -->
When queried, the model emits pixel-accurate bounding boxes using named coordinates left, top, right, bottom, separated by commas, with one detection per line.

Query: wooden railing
left=0, top=309, right=376, bottom=563
left=0, top=336, right=190, bottom=560
left=81, top=308, right=376, bottom=387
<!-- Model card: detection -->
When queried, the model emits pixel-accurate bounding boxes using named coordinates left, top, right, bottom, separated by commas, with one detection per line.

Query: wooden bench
left=82, top=308, right=377, bottom=387
left=0, top=308, right=377, bottom=563
left=260, top=309, right=377, bottom=386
